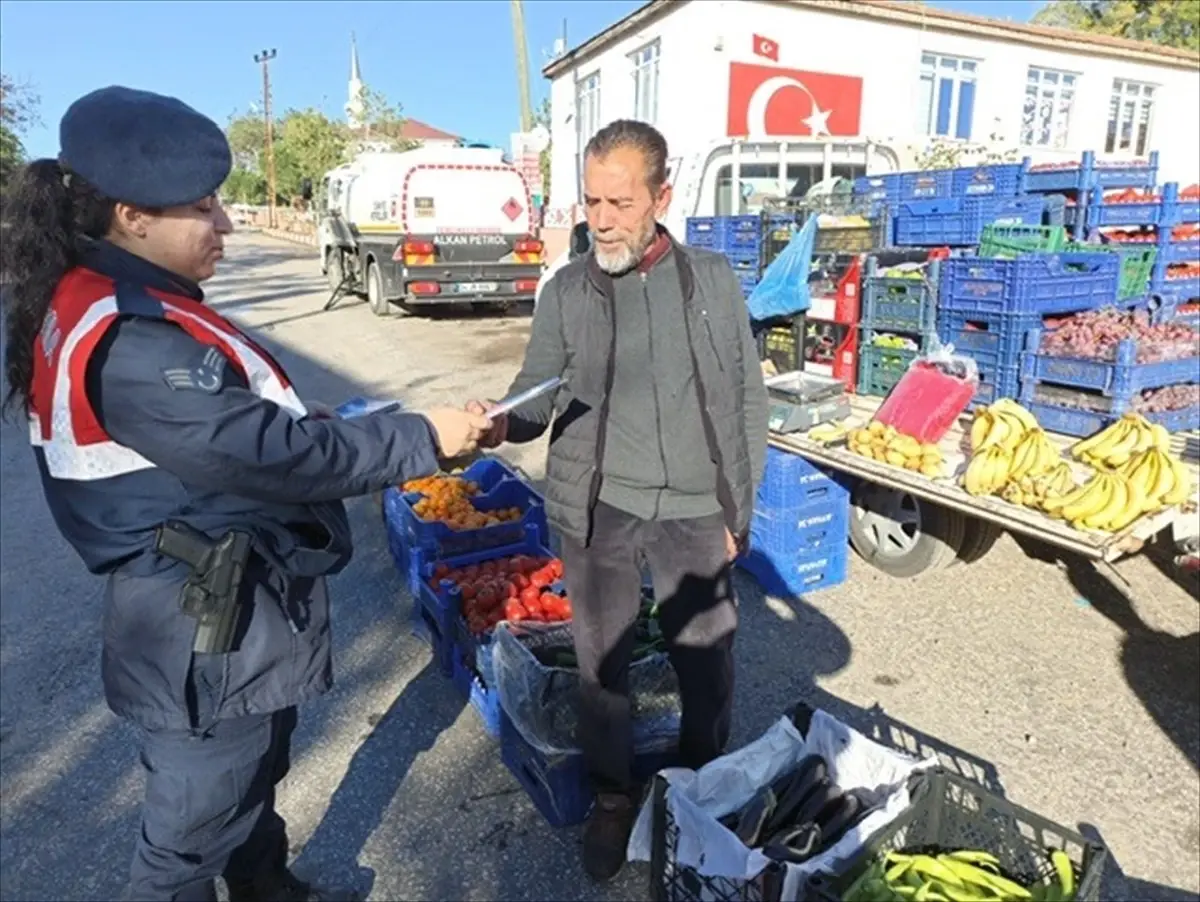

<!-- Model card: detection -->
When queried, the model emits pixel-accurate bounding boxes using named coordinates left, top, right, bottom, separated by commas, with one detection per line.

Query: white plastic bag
left=627, top=708, right=938, bottom=901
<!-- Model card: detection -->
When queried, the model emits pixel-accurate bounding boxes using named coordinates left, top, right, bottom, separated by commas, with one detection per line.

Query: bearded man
left=467, top=119, right=768, bottom=882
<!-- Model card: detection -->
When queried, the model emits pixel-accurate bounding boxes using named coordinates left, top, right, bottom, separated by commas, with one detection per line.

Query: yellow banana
left=1107, top=477, right=1149, bottom=532
left=1150, top=422, right=1172, bottom=454
left=1102, top=422, right=1142, bottom=463
left=1072, top=475, right=1116, bottom=530
left=1059, top=475, right=1108, bottom=523
left=1071, top=420, right=1124, bottom=460
left=992, top=398, right=1040, bottom=432
left=1145, top=450, right=1175, bottom=509
left=977, top=413, right=1013, bottom=453
left=1131, top=420, right=1157, bottom=455
left=970, top=410, right=993, bottom=452
left=1085, top=474, right=1129, bottom=531
left=1008, top=434, right=1038, bottom=482
left=994, top=411, right=1029, bottom=452
left=1162, top=453, right=1194, bottom=506
left=1051, top=850, right=1076, bottom=900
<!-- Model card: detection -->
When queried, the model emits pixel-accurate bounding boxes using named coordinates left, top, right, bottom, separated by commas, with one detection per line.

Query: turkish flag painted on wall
left=726, top=61, right=863, bottom=138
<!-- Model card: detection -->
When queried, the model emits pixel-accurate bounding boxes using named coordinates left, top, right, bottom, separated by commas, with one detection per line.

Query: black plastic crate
left=648, top=775, right=787, bottom=902
left=805, top=768, right=1108, bottom=902
left=756, top=314, right=807, bottom=374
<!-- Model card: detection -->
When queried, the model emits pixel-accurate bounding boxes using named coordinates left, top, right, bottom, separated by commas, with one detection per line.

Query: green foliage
left=0, top=74, right=40, bottom=199
left=1032, top=0, right=1200, bottom=52
left=533, top=96, right=551, bottom=200
left=222, top=85, right=413, bottom=204
left=914, top=128, right=1020, bottom=170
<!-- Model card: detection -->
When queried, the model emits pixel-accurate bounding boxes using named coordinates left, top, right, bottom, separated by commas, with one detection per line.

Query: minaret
left=345, top=32, right=365, bottom=130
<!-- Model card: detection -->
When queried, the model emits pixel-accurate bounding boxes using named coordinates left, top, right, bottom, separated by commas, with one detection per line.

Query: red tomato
left=463, top=564, right=480, bottom=581
left=503, top=599, right=524, bottom=620
left=549, top=558, right=564, bottom=579
left=510, top=572, right=530, bottom=590
left=479, top=561, right=496, bottom=577
left=459, top=581, right=478, bottom=601
left=501, top=581, right=518, bottom=599
left=519, top=586, right=541, bottom=606
left=523, top=596, right=545, bottom=620
left=467, top=615, right=487, bottom=635
left=530, top=571, right=551, bottom=590
left=434, top=563, right=450, bottom=579
left=493, top=559, right=509, bottom=575
left=476, top=585, right=497, bottom=609
left=558, top=595, right=573, bottom=617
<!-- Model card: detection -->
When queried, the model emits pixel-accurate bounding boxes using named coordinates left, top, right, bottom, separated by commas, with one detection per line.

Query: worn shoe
left=582, top=792, right=638, bottom=883
left=226, top=869, right=360, bottom=902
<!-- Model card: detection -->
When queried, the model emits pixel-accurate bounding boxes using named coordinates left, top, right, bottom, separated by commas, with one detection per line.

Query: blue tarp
left=746, top=215, right=817, bottom=322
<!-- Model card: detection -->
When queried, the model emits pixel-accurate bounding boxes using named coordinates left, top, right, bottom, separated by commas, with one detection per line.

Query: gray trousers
left=559, top=502, right=738, bottom=792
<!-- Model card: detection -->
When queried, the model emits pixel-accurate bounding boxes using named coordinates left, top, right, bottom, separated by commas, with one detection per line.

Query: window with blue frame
left=916, top=53, right=978, bottom=140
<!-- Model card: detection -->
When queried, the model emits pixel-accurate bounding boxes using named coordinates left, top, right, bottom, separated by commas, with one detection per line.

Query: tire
left=950, top=517, right=1003, bottom=567
left=366, top=261, right=391, bottom=317
left=325, top=248, right=344, bottom=292
left=848, top=483, right=966, bottom=578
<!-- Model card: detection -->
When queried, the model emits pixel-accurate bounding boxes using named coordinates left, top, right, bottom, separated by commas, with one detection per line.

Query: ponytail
left=1, top=159, right=117, bottom=418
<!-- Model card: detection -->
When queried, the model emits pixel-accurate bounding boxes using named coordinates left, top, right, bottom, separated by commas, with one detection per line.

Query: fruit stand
left=767, top=393, right=1198, bottom=568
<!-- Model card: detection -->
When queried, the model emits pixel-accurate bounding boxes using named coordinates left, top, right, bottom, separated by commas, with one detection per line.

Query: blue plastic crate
left=937, top=308, right=1039, bottom=372
left=749, top=497, right=849, bottom=561
left=686, top=214, right=761, bottom=239
left=1020, top=150, right=1159, bottom=194
left=416, top=531, right=555, bottom=684
left=384, top=458, right=549, bottom=563
left=757, top=447, right=847, bottom=511
left=1151, top=269, right=1200, bottom=302
left=1161, top=183, right=1199, bottom=228
left=410, top=583, right=456, bottom=677
left=1017, top=385, right=1200, bottom=437
left=901, top=170, right=953, bottom=200
left=451, top=648, right=502, bottom=739
left=737, top=546, right=849, bottom=599
left=1021, top=328, right=1199, bottom=398
left=853, top=173, right=902, bottom=204
left=1159, top=236, right=1200, bottom=265
left=722, top=248, right=761, bottom=269
left=968, top=361, right=1020, bottom=408
left=1075, top=186, right=1164, bottom=228
left=894, top=196, right=1043, bottom=247
left=499, top=712, right=679, bottom=827
left=862, top=260, right=940, bottom=333
left=951, top=163, right=1025, bottom=198
left=1043, top=194, right=1068, bottom=226
left=939, top=252, right=1120, bottom=317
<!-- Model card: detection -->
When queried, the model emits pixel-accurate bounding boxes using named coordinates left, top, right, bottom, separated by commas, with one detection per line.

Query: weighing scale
left=764, top=370, right=851, bottom=434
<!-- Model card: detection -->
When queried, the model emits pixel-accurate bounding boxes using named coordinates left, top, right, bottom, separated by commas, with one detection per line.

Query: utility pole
left=254, top=49, right=278, bottom=228
left=510, top=0, right=533, bottom=133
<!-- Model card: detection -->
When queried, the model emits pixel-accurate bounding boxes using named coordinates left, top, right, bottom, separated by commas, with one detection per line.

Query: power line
left=254, top=49, right=278, bottom=228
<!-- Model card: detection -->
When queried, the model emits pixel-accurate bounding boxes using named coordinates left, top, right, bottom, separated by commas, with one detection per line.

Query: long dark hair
left=0, top=159, right=117, bottom=418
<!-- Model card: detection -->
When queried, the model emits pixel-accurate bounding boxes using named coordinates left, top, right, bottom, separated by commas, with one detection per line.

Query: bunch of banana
left=963, top=445, right=1014, bottom=496
left=1117, top=446, right=1194, bottom=514
left=1071, top=413, right=1170, bottom=469
left=842, top=848, right=1077, bottom=901
left=808, top=421, right=849, bottom=444
left=848, top=421, right=944, bottom=478
left=1045, top=470, right=1145, bottom=532
left=1008, top=427, right=1063, bottom=482
left=970, top=399, right=1040, bottom=454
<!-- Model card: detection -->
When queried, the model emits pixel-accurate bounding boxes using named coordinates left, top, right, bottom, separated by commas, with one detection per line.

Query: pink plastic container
left=873, top=361, right=977, bottom=444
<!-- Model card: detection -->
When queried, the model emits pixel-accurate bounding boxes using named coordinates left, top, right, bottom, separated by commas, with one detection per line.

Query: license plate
left=455, top=281, right=498, bottom=294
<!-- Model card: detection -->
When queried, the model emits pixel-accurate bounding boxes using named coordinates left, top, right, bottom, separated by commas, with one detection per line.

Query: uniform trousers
left=126, top=704, right=297, bottom=901
left=559, top=501, right=738, bottom=793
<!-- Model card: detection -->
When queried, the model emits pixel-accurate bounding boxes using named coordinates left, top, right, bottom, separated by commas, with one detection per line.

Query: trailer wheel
left=848, top=483, right=966, bottom=578
left=951, top=518, right=1003, bottom=567
left=366, top=261, right=391, bottom=317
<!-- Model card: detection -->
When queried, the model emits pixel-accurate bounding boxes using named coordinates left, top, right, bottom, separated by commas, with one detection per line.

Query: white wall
left=546, top=0, right=1200, bottom=209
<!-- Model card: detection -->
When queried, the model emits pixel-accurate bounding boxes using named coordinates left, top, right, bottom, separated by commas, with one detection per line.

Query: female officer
left=0, top=85, right=490, bottom=902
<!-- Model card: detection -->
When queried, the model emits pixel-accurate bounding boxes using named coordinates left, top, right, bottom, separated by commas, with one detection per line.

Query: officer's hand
left=423, top=407, right=492, bottom=458
left=305, top=400, right=337, bottom=420
left=466, top=399, right=508, bottom=448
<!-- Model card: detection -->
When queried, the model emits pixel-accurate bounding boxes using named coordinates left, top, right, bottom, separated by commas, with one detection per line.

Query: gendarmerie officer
left=0, top=85, right=491, bottom=902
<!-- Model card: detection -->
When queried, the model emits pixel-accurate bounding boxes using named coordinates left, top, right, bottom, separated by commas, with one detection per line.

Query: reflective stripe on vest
left=30, top=290, right=307, bottom=482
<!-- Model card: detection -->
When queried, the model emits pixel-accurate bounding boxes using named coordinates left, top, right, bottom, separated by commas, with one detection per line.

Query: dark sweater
left=598, top=244, right=723, bottom=520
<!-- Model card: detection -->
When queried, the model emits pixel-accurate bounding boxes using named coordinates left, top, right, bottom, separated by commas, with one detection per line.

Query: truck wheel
left=366, top=261, right=391, bottom=317
left=848, top=484, right=966, bottom=578
left=951, top=518, right=1003, bottom=567
left=325, top=248, right=344, bottom=292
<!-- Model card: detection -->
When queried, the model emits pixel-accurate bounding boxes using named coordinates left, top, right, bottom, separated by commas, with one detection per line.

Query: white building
left=539, top=0, right=1200, bottom=240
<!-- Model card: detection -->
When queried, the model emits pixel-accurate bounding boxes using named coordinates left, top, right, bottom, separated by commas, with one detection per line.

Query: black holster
left=155, top=520, right=252, bottom=655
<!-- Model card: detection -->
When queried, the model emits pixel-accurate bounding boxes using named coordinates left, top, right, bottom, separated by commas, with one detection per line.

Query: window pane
left=936, top=77, right=954, bottom=136
left=921, top=53, right=937, bottom=68
left=917, top=73, right=935, bottom=135
left=961, top=60, right=977, bottom=73
left=1063, top=74, right=1075, bottom=87
left=1043, top=70, right=1059, bottom=85
left=956, top=78, right=975, bottom=140
left=941, top=57, right=958, bottom=71
left=1027, top=67, right=1041, bottom=85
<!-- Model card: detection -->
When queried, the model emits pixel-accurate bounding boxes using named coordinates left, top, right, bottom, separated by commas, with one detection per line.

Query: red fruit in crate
left=502, top=580, right=519, bottom=599
left=467, top=614, right=488, bottom=635
left=433, top=563, right=449, bottom=579
left=459, top=581, right=478, bottom=601
left=462, top=564, right=480, bottom=581
left=524, top=595, right=545, bottom=620
left=503, top=599, right=525, bottom=621
left=530, top=570, right=552, bottom=590
left=549, top=558, right=564, bottom=579
left=519, top=586, right=541, bottom=607
left=475, top=585, right=496, bottom=608
left=510, top=571, right=530, bottom=590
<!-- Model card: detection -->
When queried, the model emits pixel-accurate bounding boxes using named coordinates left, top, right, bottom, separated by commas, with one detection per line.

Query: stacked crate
left=1020, top=150, right=1159, bottom=241
left=684, top=213, right=792, bottom=297
left=856, top=256, right=942, bottom=398
left=738, top=447, right=851, bottom=599
left=936, top=250, right=1121, bottom=406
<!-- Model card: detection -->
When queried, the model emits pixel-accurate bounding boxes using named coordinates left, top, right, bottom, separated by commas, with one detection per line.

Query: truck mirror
left=300, top=178, right=314, bottom=201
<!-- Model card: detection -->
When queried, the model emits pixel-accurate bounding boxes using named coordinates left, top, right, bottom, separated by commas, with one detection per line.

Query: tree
left=273, top=109, right=347, bottom=200
left=225, top=110, right=267, bottom=171
left=354, top=85, right=419, bottom=151
left=0, top=75, right=40, bottom=198
left=1032, top=0, right=1200, bottom=52
left=221, top=167, right=267, bottom=205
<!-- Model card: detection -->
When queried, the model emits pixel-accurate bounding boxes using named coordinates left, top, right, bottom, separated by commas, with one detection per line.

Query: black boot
left=582, top=791, right=638, bottom=883
left=225, top=869, right=360, bottom=902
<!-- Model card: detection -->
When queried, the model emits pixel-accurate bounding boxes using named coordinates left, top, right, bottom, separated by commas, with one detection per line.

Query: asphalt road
left=1, top=233, right=1197, bottom=901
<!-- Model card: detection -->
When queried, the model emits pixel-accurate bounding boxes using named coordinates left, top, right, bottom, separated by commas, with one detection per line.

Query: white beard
left=592, top=222, right=658, bottom=275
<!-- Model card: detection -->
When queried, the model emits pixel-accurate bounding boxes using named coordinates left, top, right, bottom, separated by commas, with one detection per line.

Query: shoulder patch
left=162, top=346, right=228, bottom=394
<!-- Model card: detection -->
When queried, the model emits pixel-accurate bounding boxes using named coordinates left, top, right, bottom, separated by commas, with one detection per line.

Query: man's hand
left=422, top=407, right=492, bottom=458
left=466, top=399, right=509, bottom=448
left=724, top=527, right=740, bottom=563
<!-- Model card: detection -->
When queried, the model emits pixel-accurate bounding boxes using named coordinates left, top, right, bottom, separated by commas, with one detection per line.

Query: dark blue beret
left=59, top=85, right=232, bottom=208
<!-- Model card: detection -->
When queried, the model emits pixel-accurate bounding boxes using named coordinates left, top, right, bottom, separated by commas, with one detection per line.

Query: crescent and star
left=745, top=75, right=834, bottom=138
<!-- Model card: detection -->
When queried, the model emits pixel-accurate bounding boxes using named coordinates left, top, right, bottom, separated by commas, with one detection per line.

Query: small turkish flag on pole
left=753, top=34, right=779, bottom=62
